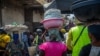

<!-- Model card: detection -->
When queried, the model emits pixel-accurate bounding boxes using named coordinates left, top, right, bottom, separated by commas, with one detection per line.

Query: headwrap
left=42, top=9, right=63, bottom=41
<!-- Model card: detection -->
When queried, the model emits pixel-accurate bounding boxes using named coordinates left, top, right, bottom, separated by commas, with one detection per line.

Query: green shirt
left=66, top=25, right=91, bottom=56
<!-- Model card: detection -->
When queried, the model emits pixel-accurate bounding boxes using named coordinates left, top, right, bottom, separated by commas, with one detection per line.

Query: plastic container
left=42, top=19, right=64, bottom=29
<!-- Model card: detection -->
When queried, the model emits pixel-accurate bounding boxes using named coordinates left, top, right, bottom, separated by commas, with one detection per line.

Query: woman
left=39, top=34, right=67, bottom=56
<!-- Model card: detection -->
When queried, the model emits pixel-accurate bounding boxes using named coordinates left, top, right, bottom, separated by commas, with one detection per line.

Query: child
left=79, top=24, right=100, bottom=56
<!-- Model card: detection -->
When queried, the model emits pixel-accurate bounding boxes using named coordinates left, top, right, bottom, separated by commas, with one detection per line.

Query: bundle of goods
left=41, top=9, right=64, bottom=41
left=41, top=9, right=64, bottom=29
left=4, top=24, right=28, bottom=31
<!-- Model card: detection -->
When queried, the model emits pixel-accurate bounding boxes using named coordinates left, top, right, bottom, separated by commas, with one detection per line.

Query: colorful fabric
left=39, top=42, right=67, bottom=56
left=0, top=34, right=11, bottom=48
left=66, top=25, right=91, bottom=56
left=6, top=41, right=24, bottom=56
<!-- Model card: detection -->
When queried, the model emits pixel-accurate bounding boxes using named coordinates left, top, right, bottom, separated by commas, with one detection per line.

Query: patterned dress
left=6, top=41, right=24, bottom=56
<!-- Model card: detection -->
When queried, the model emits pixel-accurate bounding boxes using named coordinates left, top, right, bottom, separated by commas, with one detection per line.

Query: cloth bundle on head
left=42, top=9, right=64, bottom=41
left=42, top=9, right=64, bottom=29
left=44, top=9, right=62, bottom=20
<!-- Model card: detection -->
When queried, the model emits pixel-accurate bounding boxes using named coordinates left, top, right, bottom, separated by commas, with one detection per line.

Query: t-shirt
left=67, top=25, right=91, bottom=56
left=39, top=42, right=67, bottom=56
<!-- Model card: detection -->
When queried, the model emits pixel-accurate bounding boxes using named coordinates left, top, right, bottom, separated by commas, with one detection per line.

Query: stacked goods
left=41, top=9, right=64, bottom=41
left=42, top=9, right=64, bottom=29
left=4, top=24, right=28, bottom=31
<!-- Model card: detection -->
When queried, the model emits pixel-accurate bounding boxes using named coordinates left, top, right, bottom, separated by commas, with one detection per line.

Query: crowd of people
left=0, top=0, right=100, bottom=56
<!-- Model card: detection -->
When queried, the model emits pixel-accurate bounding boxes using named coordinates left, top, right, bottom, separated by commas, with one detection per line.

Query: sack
left=28, top=46, right=36, bottom=56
